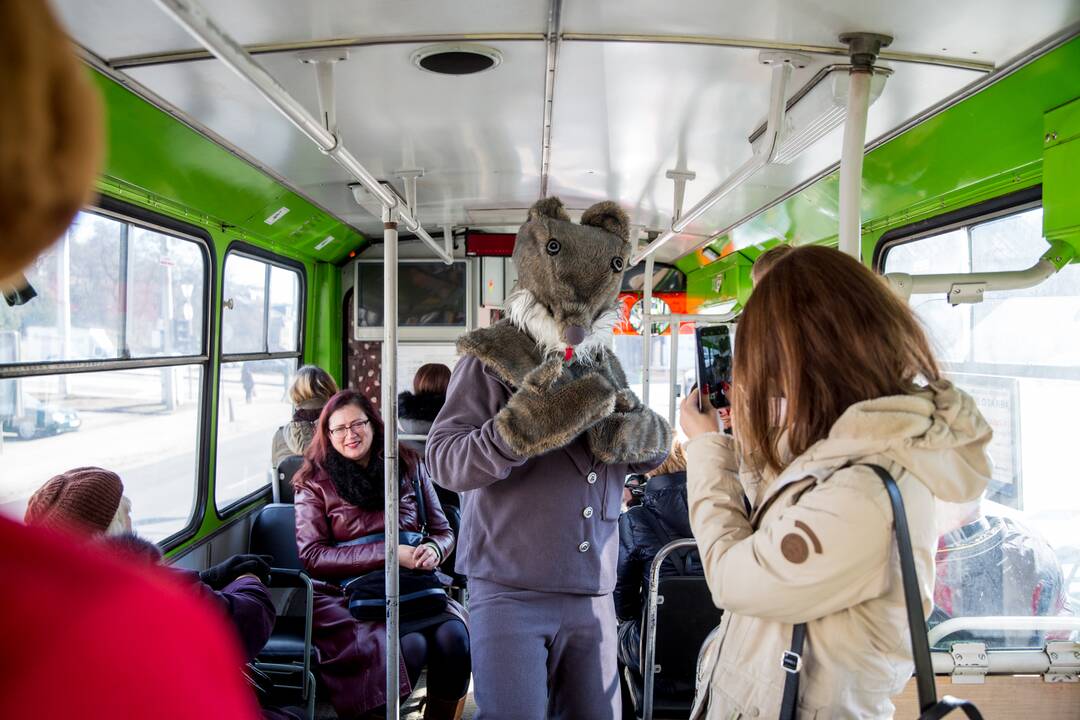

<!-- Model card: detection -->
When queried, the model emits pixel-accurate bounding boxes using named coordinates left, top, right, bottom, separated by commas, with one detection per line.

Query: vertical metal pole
left=838, top=68, right=872, bottom=260
left=641, top=253, right=655, bottom=407
left=668, top=321, right=679, bottom=428
left=382, top=207, right=401, bottom=720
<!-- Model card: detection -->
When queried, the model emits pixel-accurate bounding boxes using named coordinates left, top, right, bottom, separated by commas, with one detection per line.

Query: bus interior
left=2, top=1, right=1079, bottom=718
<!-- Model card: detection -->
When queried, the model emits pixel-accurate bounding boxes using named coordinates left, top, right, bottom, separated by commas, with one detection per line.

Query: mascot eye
left=611, top=257, right=625, bottom=272
left=545, top=238, right=561, bottom=256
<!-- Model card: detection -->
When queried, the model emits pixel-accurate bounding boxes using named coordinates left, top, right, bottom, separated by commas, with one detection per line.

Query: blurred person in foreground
left=0, top=2, right=259, bottom=715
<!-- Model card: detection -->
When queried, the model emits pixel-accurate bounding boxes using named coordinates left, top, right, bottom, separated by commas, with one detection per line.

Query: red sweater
left=0, top=516, right=259, bottom=719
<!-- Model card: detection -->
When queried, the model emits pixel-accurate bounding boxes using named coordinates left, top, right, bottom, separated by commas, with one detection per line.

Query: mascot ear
left=528, top=196, right=571, bottom=223
left=580, top=201, right=630, bottom=242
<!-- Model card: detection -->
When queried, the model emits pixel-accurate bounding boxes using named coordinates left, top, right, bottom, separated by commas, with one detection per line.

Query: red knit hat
left=24, top=467, right=124, bottom=535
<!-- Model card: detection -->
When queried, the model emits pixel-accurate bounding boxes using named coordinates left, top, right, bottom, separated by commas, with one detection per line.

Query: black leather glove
left=199, top=554, right=272, bottom=589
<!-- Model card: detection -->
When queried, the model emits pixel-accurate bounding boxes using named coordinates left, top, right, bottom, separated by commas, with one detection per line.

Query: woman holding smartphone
left=680, top=246, right=993, bottom=719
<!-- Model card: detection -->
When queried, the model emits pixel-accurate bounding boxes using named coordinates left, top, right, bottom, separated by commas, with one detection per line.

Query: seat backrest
left=653, top=575, right=724, bottom=688
left=274, top=455, right=304, bottom=504
left=250, top=503, right=303, bottom=571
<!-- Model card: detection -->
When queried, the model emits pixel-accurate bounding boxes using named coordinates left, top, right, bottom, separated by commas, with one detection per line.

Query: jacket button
left=583, top=506, right=594, bottom=518
left=578, top=541, right=590, bottom=553
left=586, top=471, right=598, bottom=484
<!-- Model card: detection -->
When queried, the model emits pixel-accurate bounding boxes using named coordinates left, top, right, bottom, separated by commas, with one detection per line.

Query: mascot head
left=508, top=196, right=630, bottom=361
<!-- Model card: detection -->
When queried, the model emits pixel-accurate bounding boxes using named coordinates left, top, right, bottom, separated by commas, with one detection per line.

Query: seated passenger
left=271, top=364, right=339, bottom=469
left=399, top=362, right=459, bottom=512
left=293, top=389, right=470, bottom=720
left=24, top=467, right=276, bottom=661
left=932, top=497, right=1073, bottom=647
left=615, top=442, right=702, bottom=696
left=680, top=246, right=993, bottom=718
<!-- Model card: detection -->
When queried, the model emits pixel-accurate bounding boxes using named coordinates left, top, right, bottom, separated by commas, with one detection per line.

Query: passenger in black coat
left=614, top=464, right=703, bottom=694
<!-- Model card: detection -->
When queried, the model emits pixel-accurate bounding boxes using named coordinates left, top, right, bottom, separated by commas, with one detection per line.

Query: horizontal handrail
left=928, top=615, right=1080, bottom=646
left=885, top=240, right=1074, bottom=303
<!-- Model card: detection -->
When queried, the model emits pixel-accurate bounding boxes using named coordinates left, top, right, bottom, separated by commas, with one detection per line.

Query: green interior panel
left=685, top=37, right=1080, bottom=304
left=93, top=72, right=367, bottom=264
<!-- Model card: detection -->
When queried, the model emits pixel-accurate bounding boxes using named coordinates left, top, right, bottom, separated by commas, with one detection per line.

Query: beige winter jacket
left=687, top=381, right=992, bottom=719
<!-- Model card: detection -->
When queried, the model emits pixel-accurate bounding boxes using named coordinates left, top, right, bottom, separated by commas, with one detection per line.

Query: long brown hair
left=293, top=389, right=418, bottom=491
left=733, top=246, right=940, bottom=473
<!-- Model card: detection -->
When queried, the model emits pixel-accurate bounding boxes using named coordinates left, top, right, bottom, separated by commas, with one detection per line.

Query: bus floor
left=313, top=674, right=478, bottom=719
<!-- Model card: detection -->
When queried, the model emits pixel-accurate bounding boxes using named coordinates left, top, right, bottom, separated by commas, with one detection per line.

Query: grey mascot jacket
left=427, top=351, right=665, bottom=594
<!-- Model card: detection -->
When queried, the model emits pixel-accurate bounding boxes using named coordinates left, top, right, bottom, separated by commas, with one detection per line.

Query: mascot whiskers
left=427, top=196, right=670, bottom=720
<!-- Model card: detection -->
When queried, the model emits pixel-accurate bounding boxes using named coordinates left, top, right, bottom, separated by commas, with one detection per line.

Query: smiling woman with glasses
left=291, top=389, right=471, bottom=719
left=328, top=418, right=371, bottom=440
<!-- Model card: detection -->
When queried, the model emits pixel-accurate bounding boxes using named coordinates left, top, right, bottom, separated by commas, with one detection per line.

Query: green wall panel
left=686, top=36, right=1080, bottom=300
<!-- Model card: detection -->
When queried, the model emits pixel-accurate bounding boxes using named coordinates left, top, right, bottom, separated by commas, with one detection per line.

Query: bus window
left=396, top=344, right=460, bottom=402
left=0, top=208, right=209, bottom=543
left=214, top=250, right=303, bottom=512
left=883, top=204, right=1080, bottom=648
left=612, top=328, right=697, bottom=441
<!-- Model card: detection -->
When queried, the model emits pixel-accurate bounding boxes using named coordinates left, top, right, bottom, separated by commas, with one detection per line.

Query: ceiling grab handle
left=152, top=0, right=453, bottom=264
left=631, top=52, right=799, bottom=266
left=837, top=33, right=892, bottom=260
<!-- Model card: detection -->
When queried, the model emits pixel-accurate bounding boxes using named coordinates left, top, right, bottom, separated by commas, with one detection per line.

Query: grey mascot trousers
left=469, top=579, right=621, bottom=720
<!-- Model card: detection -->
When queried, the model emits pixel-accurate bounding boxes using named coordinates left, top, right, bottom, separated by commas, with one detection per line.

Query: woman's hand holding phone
left=681, top=387, right=721, bottom=439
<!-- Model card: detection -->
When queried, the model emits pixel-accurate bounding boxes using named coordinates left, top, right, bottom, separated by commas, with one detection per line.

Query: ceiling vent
left=411, top=44, right=502, bottom=75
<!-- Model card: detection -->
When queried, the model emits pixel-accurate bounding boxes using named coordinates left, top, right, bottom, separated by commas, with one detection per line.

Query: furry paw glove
left=587, top=353, right=672, bottom=464
left=495, top=357, right=617, bottom=458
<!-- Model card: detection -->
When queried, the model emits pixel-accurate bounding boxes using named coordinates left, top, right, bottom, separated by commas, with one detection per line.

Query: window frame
left=873, top=185, right=1042, bottom=273
left=0, top=196, right=216, bottom=551
left=214, top=241, right=306, bottom=518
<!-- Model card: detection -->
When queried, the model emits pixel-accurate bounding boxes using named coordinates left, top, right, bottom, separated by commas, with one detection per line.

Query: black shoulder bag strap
left=414, top=462, right=428, bottom=535
left=778, top=464, right=983, bottom=720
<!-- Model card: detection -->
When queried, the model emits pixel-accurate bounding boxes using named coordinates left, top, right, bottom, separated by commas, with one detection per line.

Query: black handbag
left=338, top=465, right=449, bottom=622
left=778, top=464, right=984, bottom=720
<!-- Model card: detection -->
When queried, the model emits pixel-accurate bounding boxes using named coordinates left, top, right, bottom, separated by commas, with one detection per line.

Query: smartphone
left=695, top=324, right=734, bottom=411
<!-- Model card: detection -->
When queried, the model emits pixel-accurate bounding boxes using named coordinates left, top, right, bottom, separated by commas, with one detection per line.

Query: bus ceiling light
left=411, top=44, right=503, bottom=75
left=748, top=64, right=892, bottom=164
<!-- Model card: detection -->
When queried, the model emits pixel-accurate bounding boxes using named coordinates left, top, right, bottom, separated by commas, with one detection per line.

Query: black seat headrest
left=250, top=504, right=302, bottom=571
left=275, top=455, right=304, bottom=504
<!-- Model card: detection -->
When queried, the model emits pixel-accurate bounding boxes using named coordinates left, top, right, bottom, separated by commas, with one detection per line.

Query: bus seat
left=250, top=504, right=316, bottom=718
left=625, top=552, right=724, bottom=719
left=274, top=456, right=304, bottom=504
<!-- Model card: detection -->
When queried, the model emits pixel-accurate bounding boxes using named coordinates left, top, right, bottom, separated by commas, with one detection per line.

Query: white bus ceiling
left=51, top=0, right=1080, bottom=263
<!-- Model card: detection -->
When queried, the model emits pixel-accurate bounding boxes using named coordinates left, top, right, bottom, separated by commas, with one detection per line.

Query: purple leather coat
left=294, top=466, right=464, bottom=717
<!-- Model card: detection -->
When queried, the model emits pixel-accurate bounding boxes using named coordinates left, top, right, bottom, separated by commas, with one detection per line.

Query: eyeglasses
left=329, top=419, right=371, bottom=439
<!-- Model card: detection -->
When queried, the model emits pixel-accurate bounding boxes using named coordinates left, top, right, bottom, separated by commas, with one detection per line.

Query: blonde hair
left=647, top=441, right=687, bottom=478
left=734, top=246, right=939, bottom=473
left=289, top=365, right=338, bottom=407
left=0, top=0, right=104, bottom=282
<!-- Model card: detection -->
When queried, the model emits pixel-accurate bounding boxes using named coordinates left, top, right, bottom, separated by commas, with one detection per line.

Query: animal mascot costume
left=427, top=197, right=671, bottom=719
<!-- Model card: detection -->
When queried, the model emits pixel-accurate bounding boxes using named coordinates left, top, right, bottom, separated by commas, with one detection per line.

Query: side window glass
left=215, top=251, right=303, bottom=511
left=884, top=205, right=1080, bottom=649
left=222, top=255, right=267, bottom=355
left=0, top=209, right=209, bottom=543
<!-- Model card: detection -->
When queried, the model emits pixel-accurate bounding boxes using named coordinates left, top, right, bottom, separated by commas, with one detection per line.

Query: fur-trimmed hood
left=397, top=390, right=446, bottom=423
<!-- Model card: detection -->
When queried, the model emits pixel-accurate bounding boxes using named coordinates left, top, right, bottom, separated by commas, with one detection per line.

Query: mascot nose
left=563, top=325, right=587, bottom=347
